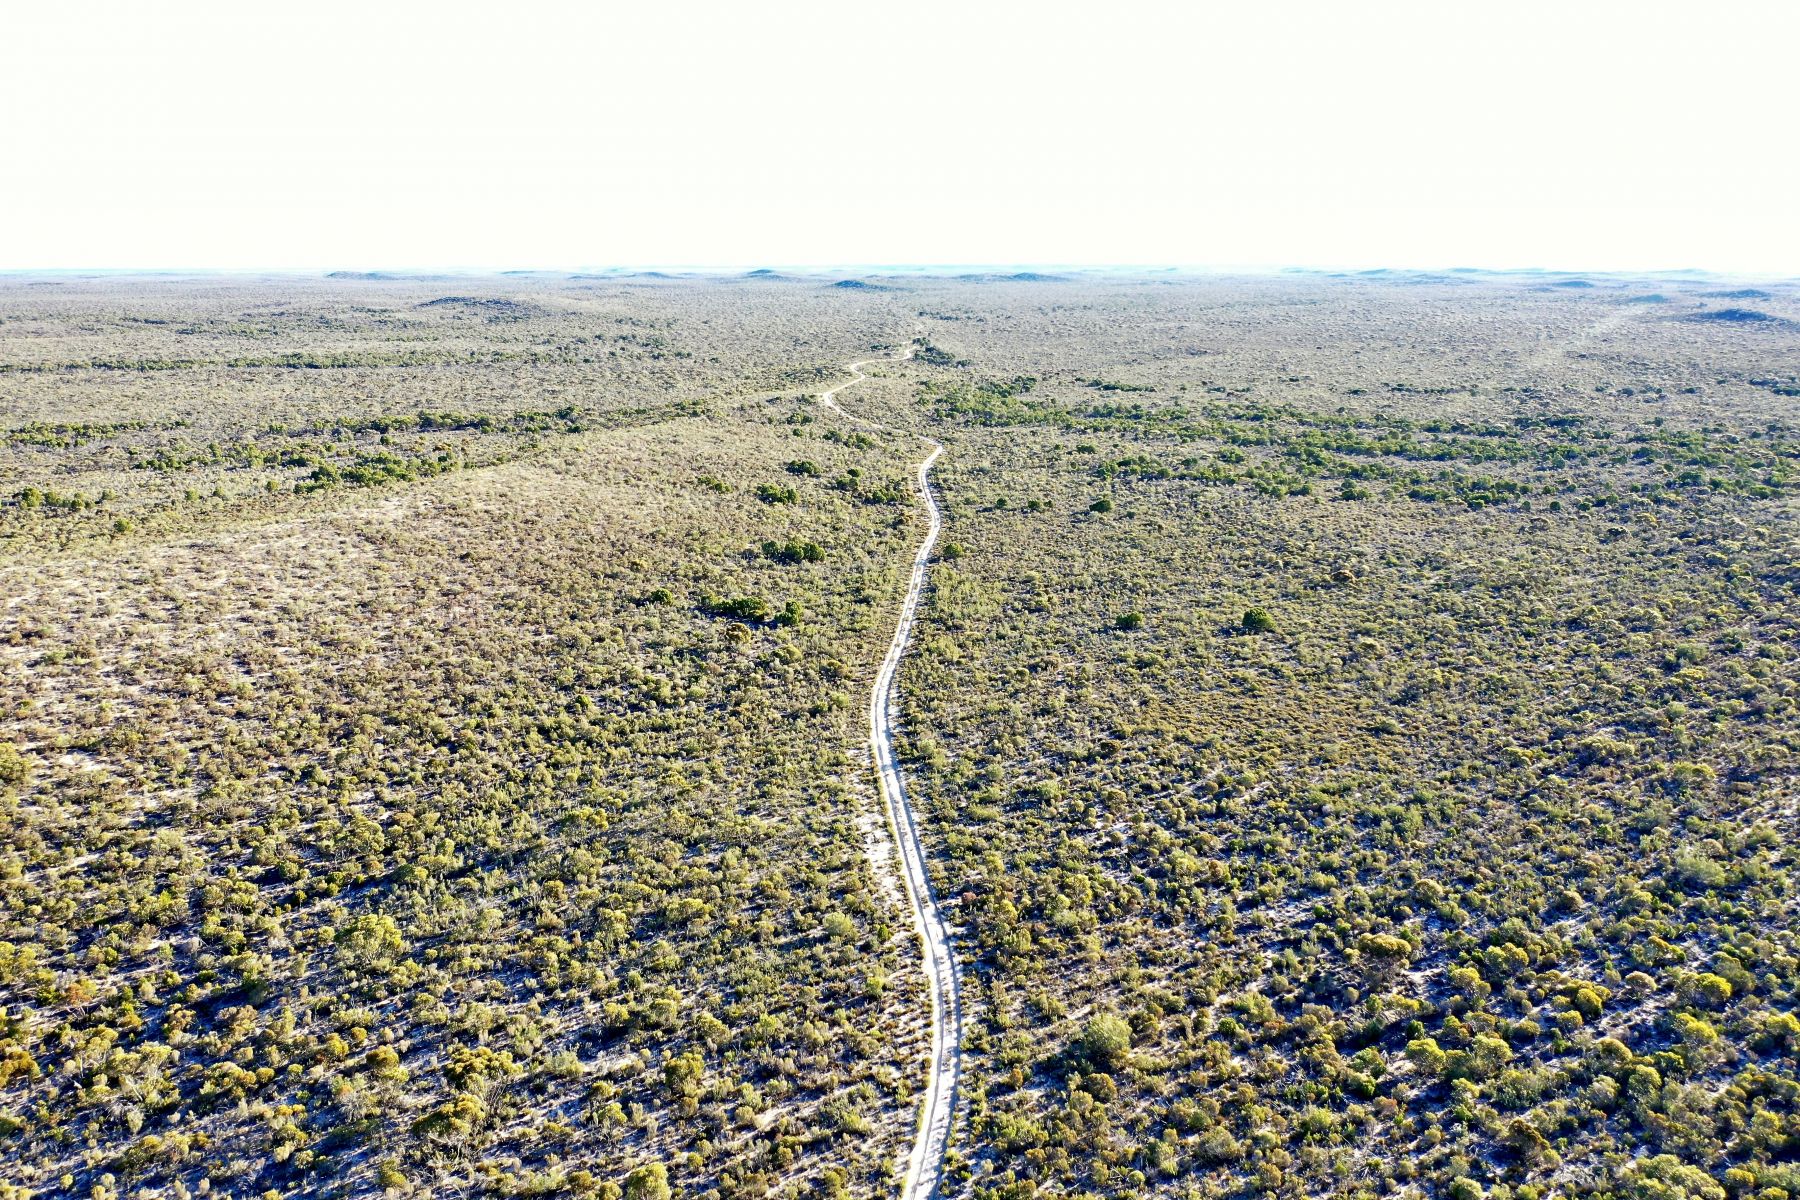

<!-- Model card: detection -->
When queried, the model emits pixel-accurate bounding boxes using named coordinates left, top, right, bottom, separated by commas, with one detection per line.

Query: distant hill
left=1685, top=307, right=1791, bottom=327
left=416, top=296, right=541, bottom=318
left=324, top=271, right=455, bottom=282
left=951, top=271, right=1070, bottom=283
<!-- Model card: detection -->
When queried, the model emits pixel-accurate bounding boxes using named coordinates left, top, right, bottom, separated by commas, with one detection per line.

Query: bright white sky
left=3, top=0, right=1796, bottom=274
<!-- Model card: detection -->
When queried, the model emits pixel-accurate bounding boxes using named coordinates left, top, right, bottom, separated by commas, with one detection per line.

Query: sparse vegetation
left=895, top=274, right=1800, bottom=1200
left=0, top=274, right=937, bottom=1200
left=2, top=270, right=1797, bottom=1200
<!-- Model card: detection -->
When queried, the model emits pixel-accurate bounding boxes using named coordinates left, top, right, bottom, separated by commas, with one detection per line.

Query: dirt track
left=820, top=347, right=962, bottom=1200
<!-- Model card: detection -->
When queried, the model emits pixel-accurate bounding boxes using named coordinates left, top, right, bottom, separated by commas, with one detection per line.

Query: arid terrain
left=2, top=269, right=1797, bottom=1200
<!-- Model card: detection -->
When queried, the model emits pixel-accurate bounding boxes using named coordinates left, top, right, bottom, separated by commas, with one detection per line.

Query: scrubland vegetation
left=0, top=275, right=933, bottom=1200
left=1, top=269, right=1797, bottom=1200
left=888, top=274, right=1800, bottom=1200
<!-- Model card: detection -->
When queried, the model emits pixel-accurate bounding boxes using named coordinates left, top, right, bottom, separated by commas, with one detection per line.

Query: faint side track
left=1523, top=304, right=1642, bottom=371
left=819, top=344, right=962, bottom=1200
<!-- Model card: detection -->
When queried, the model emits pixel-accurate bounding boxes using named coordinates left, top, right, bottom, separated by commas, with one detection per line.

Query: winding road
left=819, top=345, right=963, bottom=1200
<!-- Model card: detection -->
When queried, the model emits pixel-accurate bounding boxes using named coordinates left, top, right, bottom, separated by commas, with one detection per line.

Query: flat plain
left=1, top=269, right=1796, bottom=1200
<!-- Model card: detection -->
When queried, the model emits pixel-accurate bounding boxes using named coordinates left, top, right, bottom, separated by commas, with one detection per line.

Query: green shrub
left=1450, top=1177, right=1484, bottom=1200
left=703, top=595, right=771, bottom=622
left=334, top=914, right=406, bottom=969
left=0, top=743, right=28, bottom=788
left=1078, top=1013, right=1133, bottom=1068
left=762, top=538, right=824, bottom=564
left=624, top=1163, right=670, bottom=1200
left=1683, top=973, right=1734, bottom=1009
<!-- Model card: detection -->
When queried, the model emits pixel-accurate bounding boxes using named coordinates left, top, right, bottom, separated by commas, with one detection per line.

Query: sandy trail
left=1523, top=304, right=1642, bottom=371
left=820, top=344, right=962, bottom=1200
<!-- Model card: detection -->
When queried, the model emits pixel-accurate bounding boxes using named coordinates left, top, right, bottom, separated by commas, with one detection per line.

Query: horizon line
left=1, top=263, right=1794, bottom=281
